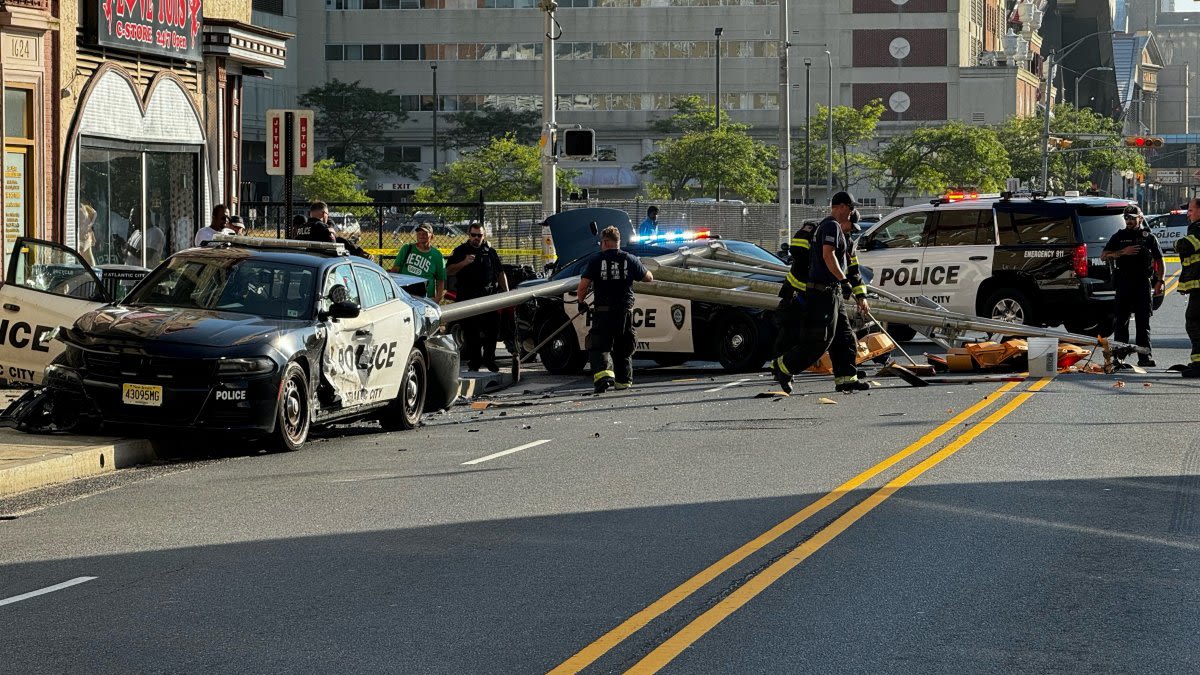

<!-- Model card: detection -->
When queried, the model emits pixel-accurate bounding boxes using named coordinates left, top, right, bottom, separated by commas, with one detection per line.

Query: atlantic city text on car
left=0, top=236, right=458, bottom=450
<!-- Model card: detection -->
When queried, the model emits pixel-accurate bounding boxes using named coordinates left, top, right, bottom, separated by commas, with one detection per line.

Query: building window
left=385, top=146, right=424, bottom=163
left=77, top=143, right=200, bottom=267
left=4, top=86, right=35, bottom=250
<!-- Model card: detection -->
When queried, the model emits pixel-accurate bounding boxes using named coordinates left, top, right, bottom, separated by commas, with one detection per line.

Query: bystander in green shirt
left=391, top=243, right=446, bottom=299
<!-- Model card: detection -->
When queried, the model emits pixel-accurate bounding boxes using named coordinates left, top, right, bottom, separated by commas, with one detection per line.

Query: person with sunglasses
left=447, top=223, right=509, bottom=371
left=1101, top=205, right=1164, bottom=368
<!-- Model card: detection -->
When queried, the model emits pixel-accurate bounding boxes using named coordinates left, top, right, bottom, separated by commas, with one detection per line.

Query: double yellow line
left=550, top=377, right=1051, bottom=674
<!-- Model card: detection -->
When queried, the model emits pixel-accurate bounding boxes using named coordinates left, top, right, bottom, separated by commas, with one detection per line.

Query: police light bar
left=212, top=234, right=348, bottom=256
left=632, top=229, right=714, bottom=244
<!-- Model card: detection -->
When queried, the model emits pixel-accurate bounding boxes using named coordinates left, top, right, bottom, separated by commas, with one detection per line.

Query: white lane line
left=462, top=439, right=552, bottom=466
left=704, top=378, right=754, bottom=394
left=0, top=577, right=97, bottom=608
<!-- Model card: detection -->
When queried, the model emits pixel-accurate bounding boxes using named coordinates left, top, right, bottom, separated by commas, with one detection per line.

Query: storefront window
left=4, top=86, right=34, bottom=258
left=78, top=143, right=198, bottom=268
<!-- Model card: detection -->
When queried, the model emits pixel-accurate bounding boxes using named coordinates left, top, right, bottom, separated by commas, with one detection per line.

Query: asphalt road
left=1, top=289, right=1197, bottom=674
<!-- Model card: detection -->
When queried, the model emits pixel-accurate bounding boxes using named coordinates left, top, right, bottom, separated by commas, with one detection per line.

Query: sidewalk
left=0, top=370, right=512, bottom=500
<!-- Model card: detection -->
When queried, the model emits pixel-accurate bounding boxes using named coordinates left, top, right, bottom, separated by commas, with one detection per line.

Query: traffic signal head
left=1124, top=136, right=1165, bottom=148
left=561, top=128, right=596, bottom=158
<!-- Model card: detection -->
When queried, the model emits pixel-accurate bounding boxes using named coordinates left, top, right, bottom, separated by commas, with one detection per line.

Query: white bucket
left=1026, top=337, right=1058, bottom=377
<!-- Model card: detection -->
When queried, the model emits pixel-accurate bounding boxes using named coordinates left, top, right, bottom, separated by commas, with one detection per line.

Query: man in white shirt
left=194, top=204, right=230, bottom=246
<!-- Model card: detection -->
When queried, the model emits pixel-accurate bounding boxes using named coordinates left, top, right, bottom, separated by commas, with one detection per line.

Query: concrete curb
left=458, top=372, right=511, bottom=398
left=0, top=432, right=158, bottom=499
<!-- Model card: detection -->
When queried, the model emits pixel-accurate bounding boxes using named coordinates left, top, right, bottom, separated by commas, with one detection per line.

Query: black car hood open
left=547, top=208, right=634, bottom=266
left=74, top=306, right=299, bottom=348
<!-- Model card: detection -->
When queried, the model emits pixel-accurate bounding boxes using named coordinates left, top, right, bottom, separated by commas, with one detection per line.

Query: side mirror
left=328, top=300, right=360, bottom=320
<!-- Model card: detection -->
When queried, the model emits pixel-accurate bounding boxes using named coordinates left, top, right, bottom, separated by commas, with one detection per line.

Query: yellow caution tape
left=364, top=248, right=544, bottom=257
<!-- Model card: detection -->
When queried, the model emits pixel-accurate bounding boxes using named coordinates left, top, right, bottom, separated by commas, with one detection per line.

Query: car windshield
left=124, top=256, right=317, bottom=320
left=1076, top=208, right=1127, bottom=244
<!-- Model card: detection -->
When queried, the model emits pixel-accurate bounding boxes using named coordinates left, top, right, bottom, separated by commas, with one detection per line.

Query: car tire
left=272, top=361, right=310, bottom=452
left=715, top=312, right=768, bottom=372
left=537, top=315, right=587, bottom=374
left=381, top=349, right=427, bottom=431
left=983, top=288, right=1035, bottom=326
left=883, top=323, right=917, bottom=343
left=1064, top=314, right=1115, bottom=338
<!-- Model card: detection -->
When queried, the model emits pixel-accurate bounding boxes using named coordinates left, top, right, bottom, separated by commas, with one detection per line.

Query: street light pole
left=540, top=0, right=558, bottom=218
left=715, top=26, right=723, bottom=201
left=804, top=57, right=811, bottom=205
left=431, top=62, right=439, bottom=172
left=777, top=4, right=791, bottom=244
left=715, top=27, right=723, bottom=131
left=1041, top=30, right=1117, bottom=192
left=1074, top=66, right=1112, bottom=109
left=825, top=49, right=833, bottom=199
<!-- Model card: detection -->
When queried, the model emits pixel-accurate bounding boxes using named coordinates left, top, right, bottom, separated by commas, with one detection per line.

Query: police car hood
left=547, top=208, right=634, bottom=265
left=74, top=306, right=296, bottom=348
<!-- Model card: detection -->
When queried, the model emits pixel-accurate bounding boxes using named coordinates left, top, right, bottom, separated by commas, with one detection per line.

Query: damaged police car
left=1, top=236, right=458, bottom=451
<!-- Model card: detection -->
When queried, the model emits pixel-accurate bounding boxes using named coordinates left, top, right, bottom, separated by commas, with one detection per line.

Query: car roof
left=913, top=195, right=1131, bottom=210
left=180, top=237, right=378, bottom=270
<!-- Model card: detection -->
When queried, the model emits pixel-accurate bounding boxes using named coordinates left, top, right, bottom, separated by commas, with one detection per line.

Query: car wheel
left=272, top=362, right=310, bottom=452
left=537, top=315, right=586, bottom=374
left=1064, top=314, right=1115, bottom=338
left=883, top=323, right=917, bottom=342
left=716, top=312, right=768, bottom=372
left=983, top=288, right=1035, bottom=326
left=381, top=349, right=427, bottom=431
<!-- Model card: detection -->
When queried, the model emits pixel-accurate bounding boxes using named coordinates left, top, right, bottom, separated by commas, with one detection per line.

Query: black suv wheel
left=983, top=288, right=1035, bottom=326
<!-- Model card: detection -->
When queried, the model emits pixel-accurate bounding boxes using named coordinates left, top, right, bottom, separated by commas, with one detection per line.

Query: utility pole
left=431, top=62, right=439, bottom=172
left=777, top=6, right=791, bottom=244
left=804, top=58, right=811, bottom=205
left=825, top=49, right=833, bottom=199
left=715, top=26, right=723, bottom=201
left=539, top=0, right=559, bottom=219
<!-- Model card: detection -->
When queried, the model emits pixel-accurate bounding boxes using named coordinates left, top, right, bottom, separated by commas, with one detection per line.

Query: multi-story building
left=244, top=0, right=1056, bottom=206
left=1, top=0, right=288, bottom=266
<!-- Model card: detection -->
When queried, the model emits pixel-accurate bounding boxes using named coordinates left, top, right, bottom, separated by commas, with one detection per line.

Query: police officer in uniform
left=576, top=226, right=654, bottom=393
left=1175, top=197, right=1200, bottom=377
left=1101, top=205, right=1164, bottom=367
left=448, top=223, right=509, bottom=371
left=769, top=192, right=870, bottom=394
left=295, top=202, right=337, bottom=243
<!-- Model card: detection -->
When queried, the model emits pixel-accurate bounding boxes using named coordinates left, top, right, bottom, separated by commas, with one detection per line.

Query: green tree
left=869, top=122, right=1010, bottom=205
left=295, top=159, right=371, bottom=204
left=996, top=104, right=1146, bottom=192
left=416, top=133, right=578, bottom=203
left=636, top=97, right=776, bottom=201
left=796, top=100, right=885, bottom=191
left=442, top=104, right=541, bottom=151
left=298, top=79, right=415, bottom=178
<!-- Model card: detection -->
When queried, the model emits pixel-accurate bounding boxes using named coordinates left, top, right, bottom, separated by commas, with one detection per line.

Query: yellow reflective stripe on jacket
left=1183, top=253, right=1200, bottom=268
left=785, top=272, right=807, bottom=291
left=1177, top=235, right=1200, bottom=256
left=1192, top=353, right=1200, bottom=363
left=1178, top=278, right=1200, bottom=292
left=851, top=284, right=867, bottom=297
left=790, top=238, right=811, bottom=249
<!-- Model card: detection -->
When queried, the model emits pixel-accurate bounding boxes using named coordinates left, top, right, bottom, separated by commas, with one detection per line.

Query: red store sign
left=93, top=0, right=204, bottom=63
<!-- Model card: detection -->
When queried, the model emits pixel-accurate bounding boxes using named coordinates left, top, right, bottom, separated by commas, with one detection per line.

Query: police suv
left=856, top=194, right=1129, bottom=337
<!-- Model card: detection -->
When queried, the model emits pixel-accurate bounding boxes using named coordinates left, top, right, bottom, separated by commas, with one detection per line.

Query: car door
left=0, top=238, right=110, bottom=384
left=920, top=208, right=995, bottom=313
left=352, top=263, right=413, bottom=404
left=320, top=263, right=373, bottom=409
left=857, top=211, right=932, bottom=303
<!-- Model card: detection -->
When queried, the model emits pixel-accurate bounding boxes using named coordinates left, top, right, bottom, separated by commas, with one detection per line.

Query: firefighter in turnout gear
left=769, top=192, right=870, bottom=394
left=773, top=220, right=820, bottom=359
left=576, top=226, right=654, bottom=393
left=1176, top=198, right=1200, bottom=377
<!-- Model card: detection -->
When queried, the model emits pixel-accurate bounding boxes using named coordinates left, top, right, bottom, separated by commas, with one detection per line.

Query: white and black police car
left=516, top=208, right=784, bottom=373
left=1146, top=209, right=1191, bottom=251
left=0, top=236, right=459, bottom=451
left=856, top=193, right=1130, bottom=338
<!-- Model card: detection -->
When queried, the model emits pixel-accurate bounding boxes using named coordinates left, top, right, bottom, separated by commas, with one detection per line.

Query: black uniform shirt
left=1104, top=227, right=1162, bottom=282
left=583, top=248, right=648, bottom=310
left=296, top=218, right=336, bottom=243
left=448, top=242, right=502, bottom=300
left=808, top=216, right=848, bottom=285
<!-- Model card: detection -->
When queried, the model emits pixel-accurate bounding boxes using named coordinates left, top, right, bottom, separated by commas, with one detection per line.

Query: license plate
left=122, top=383, right=163, bottom=407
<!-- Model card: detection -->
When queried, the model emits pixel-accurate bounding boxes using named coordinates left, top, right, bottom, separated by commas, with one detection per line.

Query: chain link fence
left=242, top=198, right=900, bottom=272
